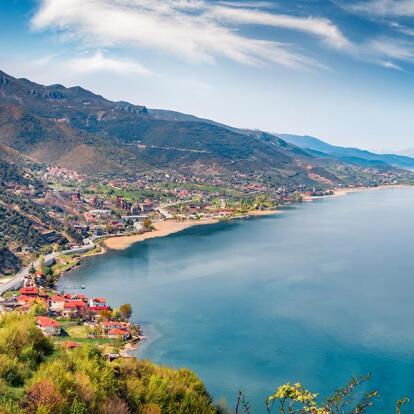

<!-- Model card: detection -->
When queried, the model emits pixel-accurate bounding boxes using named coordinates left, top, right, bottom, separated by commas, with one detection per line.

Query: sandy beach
left=103, top=218, right=220, bottom=250
left=103, top=210, right=280, bottom=251
left=332, top=184, right=412, bottom=198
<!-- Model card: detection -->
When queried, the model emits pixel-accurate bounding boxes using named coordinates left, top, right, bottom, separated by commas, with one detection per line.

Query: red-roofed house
left=62, top=300, right=88, bottom=318
left=101, top=321, right=130, bottom=334
left=107, top=328, right=129, bottom=340
left=19, top=286, right=39, bottom=296
left=18, top=295, right=46, bottom=306
left=89, top=297, right=107, bottom=307
left=36, top=316, right=61, bottom=336
left=89, top=306, right=111, bottom=314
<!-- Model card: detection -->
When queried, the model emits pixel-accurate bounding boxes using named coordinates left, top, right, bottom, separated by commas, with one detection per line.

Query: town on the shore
left=0, top=164, right=412, bottom=354
left=0, top=256, right=141, bottom=359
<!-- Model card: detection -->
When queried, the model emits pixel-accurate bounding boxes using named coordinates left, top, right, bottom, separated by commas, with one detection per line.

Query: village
left=0, top=259, right=140, bottom=359
left=27, top=164, right=412, bottom=250
left=2, top=163, right=412, bottom=275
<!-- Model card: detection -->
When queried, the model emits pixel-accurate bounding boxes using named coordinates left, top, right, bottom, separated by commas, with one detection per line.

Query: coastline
left=332, top=183, right=412, bottom=197
left=101, top=184, right=413, bottom=252
left=103, top=209, right=281, bottom=251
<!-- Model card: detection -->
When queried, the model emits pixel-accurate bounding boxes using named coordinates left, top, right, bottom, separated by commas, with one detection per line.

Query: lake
left=61, top=187, right=414, bottom=412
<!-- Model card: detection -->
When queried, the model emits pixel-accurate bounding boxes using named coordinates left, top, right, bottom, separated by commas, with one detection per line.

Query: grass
left=51, top=254, right=79, bottom=274
left=81, top=245, right=102, bottom=257
left=64, top=324, right=89, bottom=338
left=1, top=290, right=18, bottom=299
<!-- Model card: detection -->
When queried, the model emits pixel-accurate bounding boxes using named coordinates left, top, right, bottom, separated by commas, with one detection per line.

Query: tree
left=38, top=255, right=46, bottom=275
left=119, top=304, right=133, bottom=320
left=143, top=218, right=152, bottom=230
left=26, top=379, right=64, bottom=414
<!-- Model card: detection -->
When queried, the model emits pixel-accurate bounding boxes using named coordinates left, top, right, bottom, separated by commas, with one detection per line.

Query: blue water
left=61, top=187, right=414, bottom=412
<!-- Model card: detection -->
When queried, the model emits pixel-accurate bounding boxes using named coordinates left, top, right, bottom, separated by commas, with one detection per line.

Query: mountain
left=279, top=134, right=414, bottom=170
left=0, top=69, right=410, bottom=188
left=396, top=147, right=414, bottom=157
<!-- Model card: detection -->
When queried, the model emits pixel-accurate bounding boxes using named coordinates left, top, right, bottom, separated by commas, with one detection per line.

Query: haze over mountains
left=279, top=134, right=414, bottom=170
left=0, top=69, right=413, bottom=187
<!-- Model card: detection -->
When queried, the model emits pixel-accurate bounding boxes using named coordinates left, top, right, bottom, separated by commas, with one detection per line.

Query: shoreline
left=103, top=209, right=281, bottom=251
left=332, top=183, right=412, bottom=198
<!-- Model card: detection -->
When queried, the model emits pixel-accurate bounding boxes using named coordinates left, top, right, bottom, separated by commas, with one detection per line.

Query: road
left=0, top=243, right=95, bottom=296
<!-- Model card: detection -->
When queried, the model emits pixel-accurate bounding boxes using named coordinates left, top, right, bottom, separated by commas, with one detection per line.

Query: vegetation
left=119, top=304, right=133, bottom=320
left=235, top=375, right=408, bottom=414
left=0, top=312, right=219, bottom=414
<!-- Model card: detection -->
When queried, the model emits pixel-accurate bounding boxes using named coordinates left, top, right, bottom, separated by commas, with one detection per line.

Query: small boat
left=81, top=285, right=86, bottom=289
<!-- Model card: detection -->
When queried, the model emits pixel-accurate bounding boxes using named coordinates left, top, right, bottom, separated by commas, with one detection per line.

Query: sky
left=1, top=0, right=414, bottom=151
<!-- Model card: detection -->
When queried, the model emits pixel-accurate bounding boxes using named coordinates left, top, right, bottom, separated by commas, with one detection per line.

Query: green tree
left=38, top=255, right=46, bottom=275
left=119, top=304, right=133, bottom=320
left=143, top=218, right=152, bottom=230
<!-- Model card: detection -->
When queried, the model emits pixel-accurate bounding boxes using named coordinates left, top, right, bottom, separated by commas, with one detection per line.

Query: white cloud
left=31, top=0, right=344, bottom=68
left=30, top=0, right=414, bottom=72
left=379, top=60, right=403, bottom=70
left=349, top=0, right=414, bottom=16
left=67, top=51, right=151, bottom=75
left=208, top=6, right=351, bottom=49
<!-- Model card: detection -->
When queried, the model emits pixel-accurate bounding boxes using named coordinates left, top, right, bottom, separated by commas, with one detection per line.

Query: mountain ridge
left=279, top=133, right=414, bottom=170
left=0, top=69, right=411, bottom=188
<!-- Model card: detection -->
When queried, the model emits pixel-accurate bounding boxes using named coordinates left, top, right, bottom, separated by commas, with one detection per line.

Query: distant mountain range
left=396, top=147, right=414, bottom=158
left=0, top=69, right=413, bottom=187
left=279, top=134, right=414, bottom=170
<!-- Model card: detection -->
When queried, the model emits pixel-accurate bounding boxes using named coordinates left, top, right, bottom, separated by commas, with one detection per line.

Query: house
left=101, top=321, right=130, bottom=334
left=19, top=286, right=39, bottom=296
left=36, top=316, right=61, bottom=336
left=49, top=295, right=66, bottom=312
left=115, top=195, right=124, bottom=208
left=139, top=198, right=154, bottom=214
left=71, top=294, right=87, bottom=302
left=107, top=328, right=129, bottom=340
left=62, top=300, right=87, bottom=318
left=89, top=305, right=111, bottom=314
left=89, top=297, right=107, bottom=307
left=17, top=295, right=46, bottom=307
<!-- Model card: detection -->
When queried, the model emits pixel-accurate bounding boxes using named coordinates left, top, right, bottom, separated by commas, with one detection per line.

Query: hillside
left=279, top=134, right=414, bottom=170
left=0, top=160, right=62, bottom=275
left=0, top=69, right=401, bottom=187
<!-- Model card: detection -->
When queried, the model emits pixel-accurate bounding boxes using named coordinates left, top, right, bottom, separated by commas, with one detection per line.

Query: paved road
left=0, top=243, right=95, bottom=296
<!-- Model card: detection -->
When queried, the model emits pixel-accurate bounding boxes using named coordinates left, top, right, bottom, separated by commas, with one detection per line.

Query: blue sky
left=1, top=0, right=414, bottom=150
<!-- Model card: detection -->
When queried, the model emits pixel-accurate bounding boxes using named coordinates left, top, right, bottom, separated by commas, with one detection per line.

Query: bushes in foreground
left=0, top=312, right=218, bottom=414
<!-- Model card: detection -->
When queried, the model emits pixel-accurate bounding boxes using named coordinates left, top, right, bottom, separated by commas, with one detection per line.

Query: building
left=19, top=286, right=39, bottom=296
left=116, top=195, right=124, bottom=208
left=140, top=199, right=154, bottom=214
left=49, top=295, right=66, bottom=312
left=107, top=328, right=129, bottom=340
left=62, top=300, right=87, bottom=318
left=101, top=320, right=130, bottom=334
left=36, top=316, right=61, bottom=336
left=89, top=297, right=107, bottom=307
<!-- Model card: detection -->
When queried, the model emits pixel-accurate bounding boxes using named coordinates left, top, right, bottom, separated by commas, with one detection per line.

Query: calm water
left=61, top=187, right=414, bottom=412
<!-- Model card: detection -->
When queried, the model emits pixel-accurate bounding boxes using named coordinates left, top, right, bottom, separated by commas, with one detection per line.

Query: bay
left=61, top=187, right=414, bottom=412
